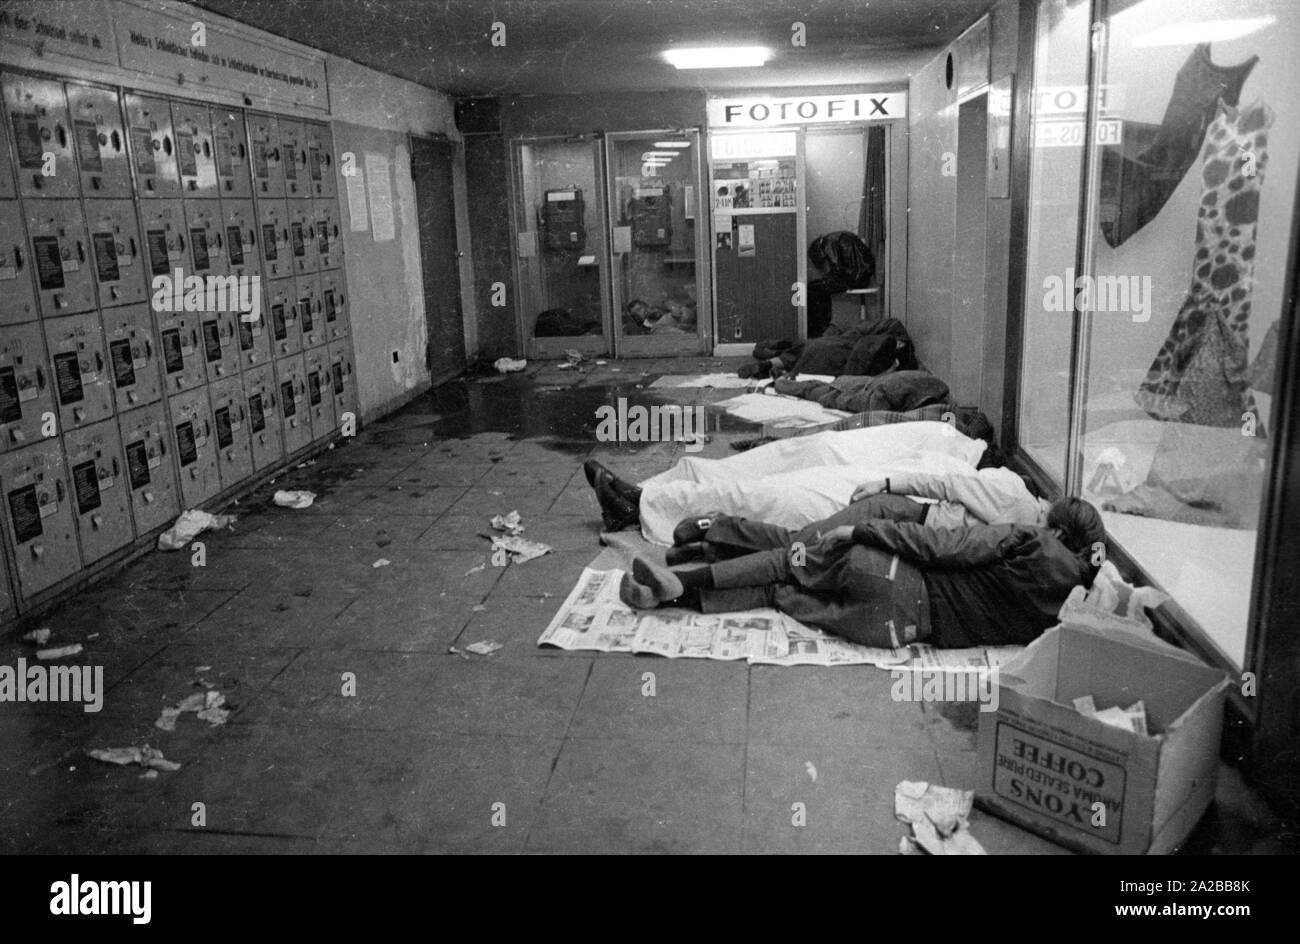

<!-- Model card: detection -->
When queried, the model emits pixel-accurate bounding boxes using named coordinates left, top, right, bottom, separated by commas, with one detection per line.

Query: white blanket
left=637, top=421, right=987, bottom=544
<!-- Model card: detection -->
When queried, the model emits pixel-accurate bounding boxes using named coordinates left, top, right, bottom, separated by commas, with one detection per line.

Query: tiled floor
left=0, top=357, right=1288, bottom=854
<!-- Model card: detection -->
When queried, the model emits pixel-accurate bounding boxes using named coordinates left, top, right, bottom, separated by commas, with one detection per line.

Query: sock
left=675, top=566, right=715, bottom=591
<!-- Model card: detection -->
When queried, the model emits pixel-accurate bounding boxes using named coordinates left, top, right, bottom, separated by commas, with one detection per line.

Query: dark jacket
left=850, top=520, right=1095, bottom=647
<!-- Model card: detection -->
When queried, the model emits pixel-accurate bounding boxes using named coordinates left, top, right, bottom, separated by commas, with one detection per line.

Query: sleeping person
left=617, top=497, right=1105, bottom=650
left=584, top=421, right=992, bottom=544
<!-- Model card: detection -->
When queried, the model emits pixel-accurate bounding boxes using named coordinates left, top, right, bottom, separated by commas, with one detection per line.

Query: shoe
left=585, top=459, right=642, bottom=504
left=596, top=479, right=639, bottom=531
left=631, top=556, right=685, bottom=603
left=619, top=571, right=658, bottom=609
left=672, top=513, right=721, bottom=546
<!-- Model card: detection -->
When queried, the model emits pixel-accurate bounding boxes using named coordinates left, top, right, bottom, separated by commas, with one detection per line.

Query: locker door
left=118, top=402, right=180, bottom=534
left=183, top=199, right=228, bottom=277
left=305, top=123, right=337, bottom=199
left=219, top=198, right=259, bottom=280
left=279, top=119, right=307, bottom=198
left=2, top=74, right=78, bottom=199
left=84, top=199, right=147, bottom=307
left=0, top=88, right=14, bottom=199
left=297, top=273, right=325, bottom=349
left=304, top=346, right=336, bottom=440
left=246, top=113, right=285, bottom=199
left=257, top=198, right=291, bottom=279
left=102, top=303, right=161, bottom=411
left=171, top=100, right=218, bottom=198
left=0, top=322, right=54, bottom=452
left=0, top=439, right=81, bottom=595
left=328, top=340, right=357, bottom=426
left=210, top=376, right=254, bottom=488
left=123, top=93, right=181, bottom=198
left=156, top=311, right=205, bottom=395
left=65, top=84, right=131, bottom=199
left=200, top=309, right=240, bottom=383
left=0, top=200, right=39, bottom=324
left=210, top=106, right=252, bottom=199
left=288, top=199, right=318, bottom=275
left=26, top=201, right=95, bottom=315
left=0, top=541, right=13, bottom=614
left=312, top=198, right=343, bottom=270
left=44, top=312, right=114, bottom=431
left=319, top=268, right=349, bottom=342
left=64, top=419, right=134, bottom=563
left=236, top=300, right=271, bottom=369
left=267, top=279, right=300, bottom=358
left=276, top=353, right=311, bottom=454
left=169, top=388, right=220, bottom=507
left=242, top=363, right=283, bottom=470
left=138, top=199, right=188, bottom=287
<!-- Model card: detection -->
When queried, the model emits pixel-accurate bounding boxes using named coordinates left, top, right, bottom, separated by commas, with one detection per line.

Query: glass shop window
left=1019, top=0, right=1297, bottom=668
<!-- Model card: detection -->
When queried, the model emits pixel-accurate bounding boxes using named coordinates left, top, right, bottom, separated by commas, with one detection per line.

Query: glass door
left=605, top=130, right=709, bottom=355
left=511, top=135, right=611, bottom=358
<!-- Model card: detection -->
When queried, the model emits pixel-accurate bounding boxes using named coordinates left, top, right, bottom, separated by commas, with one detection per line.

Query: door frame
left=602, top=127, right=712, bottom=357
left=408, top=133, right=466, bottom=385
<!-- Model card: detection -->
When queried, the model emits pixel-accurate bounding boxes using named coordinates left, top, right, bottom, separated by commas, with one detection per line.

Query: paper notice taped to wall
left=364, top=152, right=395, bottom=242
left=345, top=167, right=369, bottom=232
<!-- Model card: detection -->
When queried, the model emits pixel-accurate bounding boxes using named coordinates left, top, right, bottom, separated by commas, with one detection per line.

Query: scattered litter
left=558, top=362, right=574, bottom=370
left=156, top=690, right=230, bottom=731
left=139, top=769, right=159, bottom=780
left=472, top=604, right=487, bottom=612
left=446, top=646, right=472, bottom=660
left=22, top=628, right=51, bottom=645
left=490, top=534, right=551, bottom=564
left=158, top=509, right=236, bottom=550
left=494, top=357, right=527, bottom=373
left=595, top=360, right=607, bottom=366
left=85, top=633, right=99, bottom=640
left=464, top=563, right=486, bottom=576
left=805, top=761, right=818, bottom=782
left=1074, top=694, right=1149, bottom=734
left=894, top=780, right=986, bottom=855
left=372, top=558, right=391, bottom=568
left=464, top=640, right=503, bottom=656
left=273, top=490, right=316, bottom=509
left=195, top=666, right=212, bottom=672
left=87, top=745, right=181, bottom=773
left=490, top=510, right=525, bottom=535
left=488, top=490, right=502, bottom=496
left=296, top=460, right=317, bottom=468
left=564, top=349, right=584, bottom=366
left=36, top=644, right=83, bottom=660
left=328, top=443, right=335, bottom=450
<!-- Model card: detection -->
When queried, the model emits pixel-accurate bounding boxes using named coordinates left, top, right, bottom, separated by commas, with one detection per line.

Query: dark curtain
left=859, top=125, right=887, bottom=287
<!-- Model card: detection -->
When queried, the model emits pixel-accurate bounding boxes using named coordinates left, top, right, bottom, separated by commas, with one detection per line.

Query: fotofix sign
left=708, top=92, right=907, bottom=128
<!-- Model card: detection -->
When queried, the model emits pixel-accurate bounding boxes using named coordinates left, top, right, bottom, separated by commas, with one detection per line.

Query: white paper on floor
left=713, top=392, right=851, bottom=428
left=155, top=690, right=230, bottom=730
left=895, top=780, right=986, bottom=855
left=490, top=510, right=525, bottom=535
left=273, top=490, right=316, bottom=509
left=87, top=745, right=182, bottom=772
left=491, top=534, right=550, bottom=564
left=538, top=567, right=1021, bottom=669
left=157, top=509, right=236, bottom=550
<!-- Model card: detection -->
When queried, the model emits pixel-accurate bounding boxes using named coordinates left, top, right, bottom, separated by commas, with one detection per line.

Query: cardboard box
left=975, top=622, right=1230, bottom=855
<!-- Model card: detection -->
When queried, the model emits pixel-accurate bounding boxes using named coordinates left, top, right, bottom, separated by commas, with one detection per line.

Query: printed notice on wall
left=346, top=166, right=369, bottom=233
left=364, top=152, right=395, bottom=243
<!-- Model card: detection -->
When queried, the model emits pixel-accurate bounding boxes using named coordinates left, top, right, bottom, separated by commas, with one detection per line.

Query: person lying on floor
left=665, top=467, right=1050, bottom=565
left=583, top=420, right=991, bottom=544
left=618, top=497, right=1105, bottom=650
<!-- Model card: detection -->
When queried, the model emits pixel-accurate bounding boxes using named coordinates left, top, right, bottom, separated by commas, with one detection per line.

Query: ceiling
left=193, top=0, right=997, bottom=97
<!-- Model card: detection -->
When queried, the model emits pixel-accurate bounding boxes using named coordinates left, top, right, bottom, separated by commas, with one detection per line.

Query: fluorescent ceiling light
left=654, top=141, right=691, bottom=149
left=645, top=152, right=678, bottom=159
left=663, top=46, right=770, bottom=70
left=1133, top=17, right=1274, bottom=46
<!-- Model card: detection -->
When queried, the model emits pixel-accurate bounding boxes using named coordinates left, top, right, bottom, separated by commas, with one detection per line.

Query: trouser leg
left=699, top=515, right=795, bottom=559
left=789, top=494, right=928, bottom=547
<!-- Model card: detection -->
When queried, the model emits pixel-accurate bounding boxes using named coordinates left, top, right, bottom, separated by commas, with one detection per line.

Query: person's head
left=1046, top=497, right=1106, bottom=558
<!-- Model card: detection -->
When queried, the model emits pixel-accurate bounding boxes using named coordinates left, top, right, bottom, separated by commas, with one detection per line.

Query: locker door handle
left=56, top=124, right=67, bottom=149
left=35, top=366, right=45, bottom=389
left=129, top=237, right=138, bottom=258
left=14, top=246, right=22, bottom=270
left=216, top=230, right=224, bottom=249
left=144, top=338, right=152, bottom=358
left=190, top=330, right=198, bottom=348
left=239, top=403, right=246, bottom=422
left=76, top=241, right=85, bottom=263
left=162, top=134, right=173, bottom=156
left=178, top=233, right=186, bottom=251
left=205, top=421, right=211, bottom=439
left=112, top=457, right=120, bottom=476
left=111, top=130, right=121, bottom=152
left=95, top=351, right=104, bottom=372
left=271, top=147, right=280, bottom=162
left=248, top=228, right=256, bottom=247
left=203, top=140, right=211, bottom=158
left=55, top=480, right=65, bottom=501
left=238, top=142, right=247, bottom=160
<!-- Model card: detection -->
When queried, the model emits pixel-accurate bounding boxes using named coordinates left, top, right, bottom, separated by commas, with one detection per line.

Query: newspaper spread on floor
left=538, top=567, right=1023, bottom=669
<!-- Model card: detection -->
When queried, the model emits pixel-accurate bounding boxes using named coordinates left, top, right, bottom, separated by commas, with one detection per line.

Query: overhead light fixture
left=663, top=46, right=770, bottom=70
left=646, top=152, right=679, bottom=159
left=1133, top=16, right=1274, bottom=46
left=654, top=141, right=691, bottom=149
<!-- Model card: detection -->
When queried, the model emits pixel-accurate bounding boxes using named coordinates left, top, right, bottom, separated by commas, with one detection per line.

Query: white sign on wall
left=708, top=92, right=907, bottom=128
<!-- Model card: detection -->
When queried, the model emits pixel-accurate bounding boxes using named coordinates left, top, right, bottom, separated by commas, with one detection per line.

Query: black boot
left=666, top=542, right=713, bottom=566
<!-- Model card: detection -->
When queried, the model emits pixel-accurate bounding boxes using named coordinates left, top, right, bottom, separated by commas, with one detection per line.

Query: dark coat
left=850, top=521, right=1096, bottom=647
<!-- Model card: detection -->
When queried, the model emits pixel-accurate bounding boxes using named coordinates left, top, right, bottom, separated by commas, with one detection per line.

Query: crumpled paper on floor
left=87, top=744, right=182, bottom=772
left=36, top=644, right=83, bottom=660
left=157, top=509, right=236, bottom=550
left=155, top=690, right=230, bottom=731
left=23, top=628, right=52, bottom=645
left=895, top=780, right=986, bottom=855
left=494, top=357, right=527, bottom=373
left=464, top=640, right=503, bottom=655
left=490, top=510, right=525, bottom=535
left=490, top=534, right=551, bottom=564
left=273, top=489, right=316, bottom=509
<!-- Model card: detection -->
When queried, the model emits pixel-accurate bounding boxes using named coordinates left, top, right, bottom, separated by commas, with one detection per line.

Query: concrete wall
left=325, top=56, right=474, bottom=421
left=905, top=0, right=1019, bottom=433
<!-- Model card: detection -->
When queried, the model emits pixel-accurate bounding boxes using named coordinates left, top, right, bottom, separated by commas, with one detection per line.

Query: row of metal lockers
left=0, top=69, right=359, bottom=617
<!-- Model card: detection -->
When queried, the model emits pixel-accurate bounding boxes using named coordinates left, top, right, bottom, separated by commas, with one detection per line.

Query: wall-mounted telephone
left=629, top=184, right=672, bottom=248
left=541, top=188, right=585, bottom=252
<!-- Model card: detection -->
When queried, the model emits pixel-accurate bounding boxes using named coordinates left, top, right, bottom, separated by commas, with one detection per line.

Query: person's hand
left=851, top=479, right=887, bottom=503
left=813, top=525, right=856, bottom=548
